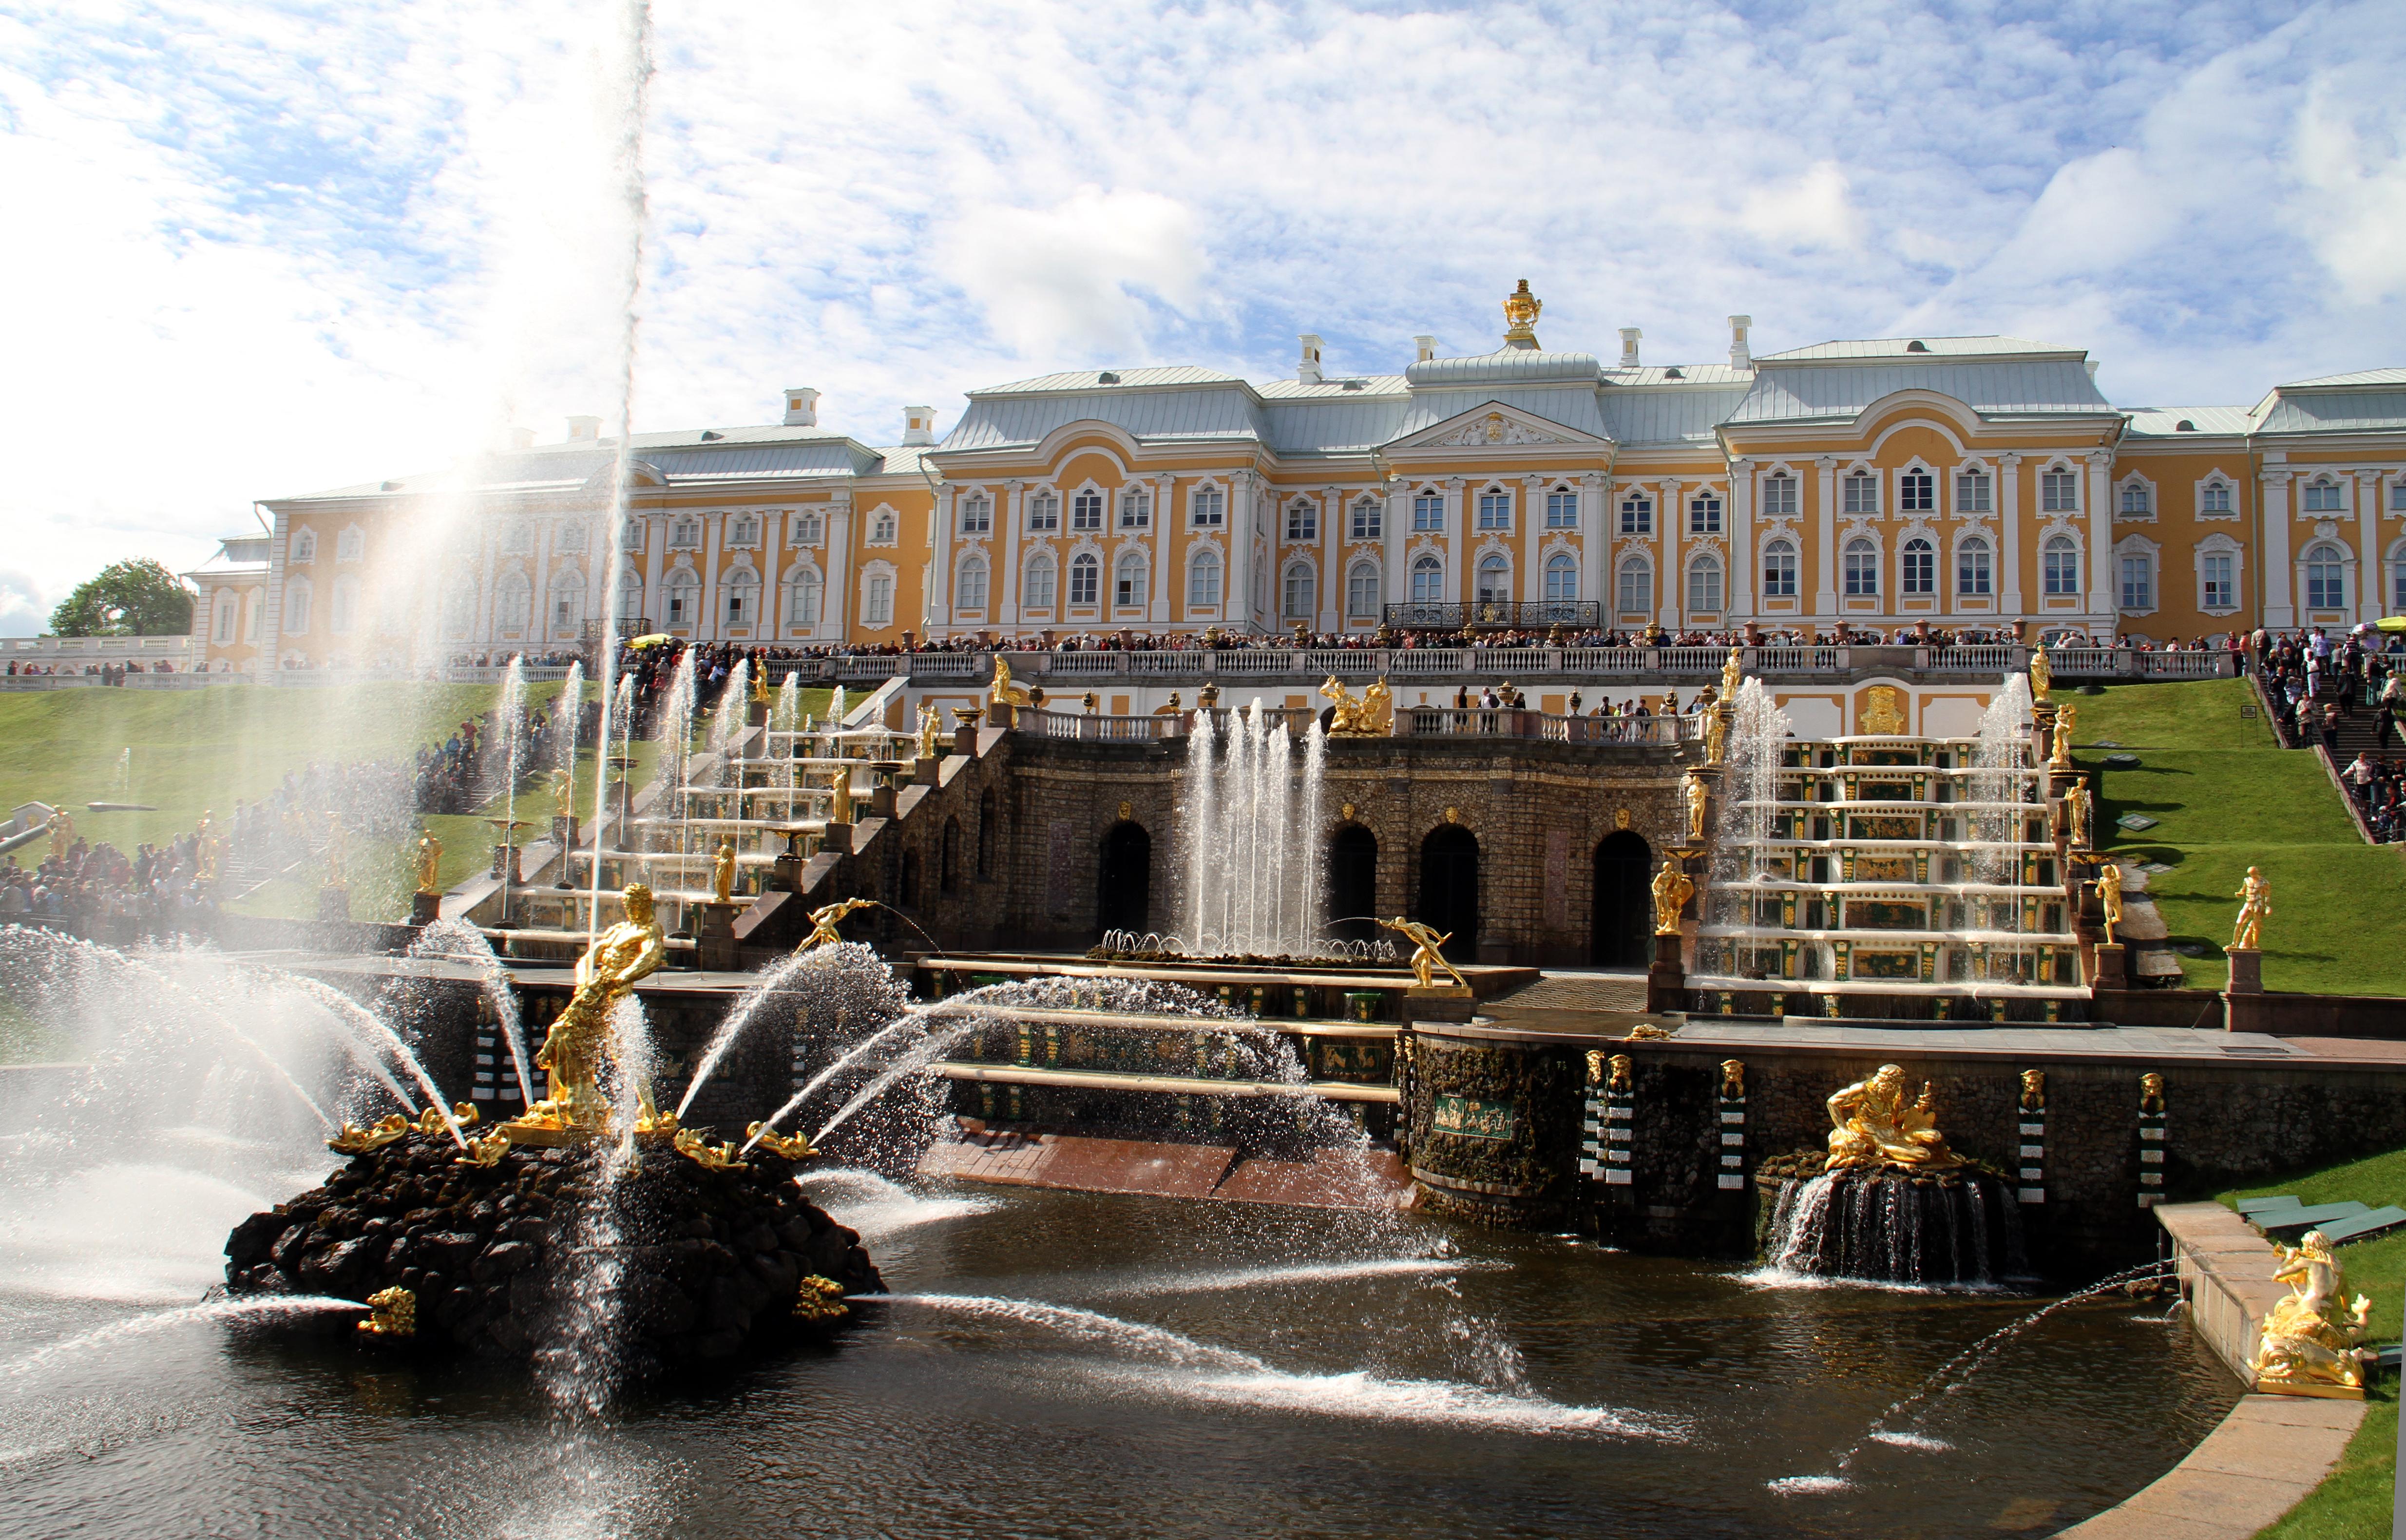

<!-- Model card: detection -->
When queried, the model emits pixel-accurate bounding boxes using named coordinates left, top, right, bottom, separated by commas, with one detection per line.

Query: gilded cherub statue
left=711, top=838, right=738, bottom=905
left=1824, top=1064, right=1966, bottom=1170
left=800, top=896, right=878, bottom=951
left=2232, top=865, right=2270, bottom=951
left=1703, top=699, right=1729, bottom=765
left=519, top=883, right=668, bottom=1130
left=1682, top=770, right=1710, bottom=842
left=1377, top=916, right=1470, bottom=991
left=1650, top=858, right=1694, bottom=934
left=751, top=665, right=770, bottom=705
left=2252, top=1231, right=2374, bottom=1394
left=414, top=829, right=443, bottom=895
left=2095, top=861, right=2124, bottom=945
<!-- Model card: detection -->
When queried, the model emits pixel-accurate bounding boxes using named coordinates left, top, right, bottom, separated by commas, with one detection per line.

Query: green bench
left=2255, top=1201, right=2370, bottom=1239
left=2235, top=1196, right=2301, bottom=1217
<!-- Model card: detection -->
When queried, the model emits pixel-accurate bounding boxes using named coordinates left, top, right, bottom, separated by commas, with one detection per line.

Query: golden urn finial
left=1501, top=279, right=1542, bottom=347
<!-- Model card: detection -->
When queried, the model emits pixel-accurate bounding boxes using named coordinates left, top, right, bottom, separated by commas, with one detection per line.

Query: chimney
left=567, top=415, right=602, bottom=441
left=1414, top=335, right=1437, bottom=364
left=509, top=426, right=535, bottom=451
left=2084, top=360, right=2100, bottom=380
left=1728, top=315, right=1753, bottom=369
left=901, top=405, right=936, bottom=447
left=1297, top=334, right=1324, bottom=384
left=1619, top=328, right=1642, bottom=369
left=783, top=387, right=820, bottom=427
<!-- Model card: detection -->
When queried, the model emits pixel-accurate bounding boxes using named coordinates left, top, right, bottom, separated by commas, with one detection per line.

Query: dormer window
left=959, top=494, right=992, bottom=535
left=1899, top=470, right=1934, bottom=512
left=2303, top=477, right=2343, bottom=513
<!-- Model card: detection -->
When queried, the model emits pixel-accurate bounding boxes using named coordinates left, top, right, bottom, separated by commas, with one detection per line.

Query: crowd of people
left=2340, top=753, right=2406, bottom=844
left=2249, top=627, right=2405, bottom=750
left=1, top=822, right=221, bottom=939
left=4, top=658, right=180, bottom=677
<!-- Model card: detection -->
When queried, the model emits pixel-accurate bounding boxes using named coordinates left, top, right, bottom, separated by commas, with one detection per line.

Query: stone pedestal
left=1646, top=930, right=1687, bottom=1015
left=695, top=900, right=742, bottom=971
left=1404, top=983, right=1475, bottom=1024
left=869, top=781, right=897, bottom=819
left=747, top=699, right=768, bottom=728
left=317, top=884, right=352, bottom=922
left=821, top=821, right=853, bottom=856
left=551, top=816, right=577, bottom=887
left=2226, top=948, right=2263, bottom=994
left=408, top=890, right=441, bottom=927
left=772, top=849, right=807, bottom=893
left=2091, top=941, right=2128, bottom=990
left=490, top=844, right=521, bottom=885
left=953, top=723, right=981, bottom=755
left=914, top=755, right=940, bottom=786
left=2223, top=948, right=2264, bottom=1033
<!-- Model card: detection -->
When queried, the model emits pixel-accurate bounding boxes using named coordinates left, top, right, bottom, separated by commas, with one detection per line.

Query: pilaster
left=1814, top=457, right=1838, bottom=617
left=1728, top=459, right=1755, bottom=618
left=2260, top=469, right=2294, bottom=628
left=1997, top=454, right=2024, bottom=616
left=2085, top=449, right=2115, bottom=629
left=2357, top=471, right=2383, bottom=623
left=927, top=485, right=956, bottom=631
left=1151, top=472, right=1175, bottom=626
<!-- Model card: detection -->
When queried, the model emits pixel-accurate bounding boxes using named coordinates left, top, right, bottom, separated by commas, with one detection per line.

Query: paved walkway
left=2054, top=1394, right=2361, bottom=1539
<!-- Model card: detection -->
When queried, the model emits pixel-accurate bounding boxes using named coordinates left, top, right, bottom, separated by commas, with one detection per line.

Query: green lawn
left=2223, top=1150, right=2406, bottom=1538
left=2073, top=679, right=2406, bottom=994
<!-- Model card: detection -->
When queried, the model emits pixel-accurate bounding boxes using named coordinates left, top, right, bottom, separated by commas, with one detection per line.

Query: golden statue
left=2139, top=1071, right=2166, bottom=1113
left=2063, top=776, right=2092, bottom=847
left=1377, top=916, right=1470, bottom=991
left=2029, top=643, right=2053, bottom=703
left=413, top=1101, right=476, bottom=1136
left=751, top=665, right=770, bottom=705
left=414, top=829, right=443, bottom=895
left=746, top=1122, right=816, bottom=1159
left=2095, top=861, right=2124, bottom=945
left=1681, top=770, right=1710, bottom=842
left=519, top=883, right=668, bottom=1131
left=1824, top=1064, right=1967, bottom=1171
left=1605, top=1053, right=1633, bottom=1093
left=711, top=838, right=738, bottom=905
left=1719, top=1060, right=1745, bottom=1101
left=793, top=1274, right=850, bottom=1324
left=357, top=1286, right=416, bottom=1338
left=989, top=656, right=1032, bottom=709
left=2252, top=1232, right=2374, bottom=1395
left=1703, top=702, right=1729, bottom=765
left=2232, top=865, right=2270, bottom=951
left=800, top=896, right=878, bottom=951
left=2019, top=1069, right=2046, bottom=1111
left=328, top=1114, right=411, bottom=1155
left=917, top=702, right=943, bottom=760
left=1721, top=646, right=1743, bottom=704
left=1501, top=278, right=1542, bottom=342
left=550, top=767, right=573, bottom=820
left=828, top=766, right=854, bottom=826
left=1623, top=1023, right=1670, bottom=1042
left=196, top=811, right=222, bottom=881
left=44, top=807, right=73, bottom=862
left=1583, top=1049, right=1606, bottom=1085
left=1650, top=859, right=1694, bottom=934
left=456, top=1130, right=510, bottom=1167
left=2050, top=702, right=2078, bottom=770
left=1860, top=684, right=1907, bottom=736
left=672, top=1127, right=747, bottom=1170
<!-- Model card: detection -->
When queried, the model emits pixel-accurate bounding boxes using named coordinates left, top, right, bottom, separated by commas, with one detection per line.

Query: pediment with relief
left=1392, top=401, right=1603, bottom=452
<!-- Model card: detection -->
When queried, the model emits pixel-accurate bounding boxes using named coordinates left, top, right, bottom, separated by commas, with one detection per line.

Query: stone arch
left=1416, top=825, right=1479, bottom=962
left=1096, top=819, right=1151, bottom=937
left=1591, top=830, right=1653, bottom=967
left=1326, top=823, right=1378, bottom=941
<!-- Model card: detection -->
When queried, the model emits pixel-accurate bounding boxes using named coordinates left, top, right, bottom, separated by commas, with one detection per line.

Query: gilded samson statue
left=516, top=883, right=668, bottom=1131
left=1824, top=1064, right=1966, bottom=1171
left=1377, top=916, right=1470, bottom=991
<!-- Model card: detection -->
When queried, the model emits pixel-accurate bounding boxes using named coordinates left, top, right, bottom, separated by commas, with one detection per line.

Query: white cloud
left=1737, top=162, right=1863, bottom=252
left=942, top=188, right=1203, bottom=360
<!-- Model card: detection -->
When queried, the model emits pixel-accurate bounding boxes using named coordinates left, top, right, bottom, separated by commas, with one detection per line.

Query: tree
left=49, top=558, right=195, bottom=636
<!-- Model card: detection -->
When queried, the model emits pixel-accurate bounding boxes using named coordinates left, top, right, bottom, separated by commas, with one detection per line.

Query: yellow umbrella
left=626, top=633, right=674, bottom=648
left=2376, top=617, right=2406, bottom=633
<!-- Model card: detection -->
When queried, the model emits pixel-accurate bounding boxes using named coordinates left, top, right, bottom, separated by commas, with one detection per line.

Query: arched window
left=1281, top=561, right=1316, bottom=620
left=1957, top=537, right=1992, bottom=597
left=2306, top=545, right=2347, bottom=610
left=614, top=568, right=644, bottom=625
left=282, top=578, right=312, bottom=635
left=1616, top=556, right=1652, bottom=616
left=1544, top=551, right=1577, bottom=604
left=1685, top=553, right=1723, bottom=612
left=1900, top=538, right=1935, bottom=595
left=1843, top=538, right=1878, bottom=597
left=2120, top=482, right=2150, bottom=516
left=1762, top=539, right=1798, bottom=598
left=664, top=567, right=700, bottom=626
left=2201, top=547, right=2237, bottom=610
left=1411, top=555, right=1444, bottom=604
left=2118, top=550, right=2155, bottom=611
left=1187, top=548, right=1223, bottom=608
left=1475, top=553, right=1510, bottom=605
left=1069, top=553, right=1099, bottom=608
left=722, top=568, right=759, bottom=627
left=494, top=571, right=532, bottom=634
left=2043, top=536, right=2080, bottom=597
left=1114, top=551, right=1148, bottom=609
left=956, top=554, right=989, bottom=612
left=1899, top=470, right=1934, bottom=512
left=1347, top=560, right=1380, bottom=618
left=1024, top=552, right=1057, bottom=612
left=785, top=564, right=821, bottom=629
left=550, top=568, right=586, bottom=636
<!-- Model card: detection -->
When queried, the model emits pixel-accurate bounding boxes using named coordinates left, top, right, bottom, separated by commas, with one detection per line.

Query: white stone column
left=926, top=486, right=955, bottom=633
left=1518, top=475, right=1545, bottom=605
left=1383, top=479, right=1408, bottom=627
left=533, top=519, right=556, bottom=646
left=1659, top=477, right=1682, bottom=627
left=1318, top=486, right=1341, bottom=631
left=820, top=501, right=853, bottom=642
left=1728, top=459, right=1755, bottom=619
left=473, top=522, right=499, bottom=646
left=1581, top=473, right=1608, bottom=625
left=698, top=514, right=723, bottom=642
left=2358, top=471, right=2384, bottom=623
left=1151, top=473, right=1175, bottom=626
left=2085, top=450, right=2115, bottom=631
left=1447, top=478, right=1469, bottom=606
left=2260, top=469, right=2294, bottom=627
left=1814, top=457, right=1838, bottom=617
left=1227, top=472, right=1257, bottom=634
left=1997, top=455, right=2024, bottom=618
left=998, top=482, right=1025, bottom=627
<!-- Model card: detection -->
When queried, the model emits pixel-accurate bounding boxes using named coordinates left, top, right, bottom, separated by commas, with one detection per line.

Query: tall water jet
left=1179, top=703, right=1327, bottom=957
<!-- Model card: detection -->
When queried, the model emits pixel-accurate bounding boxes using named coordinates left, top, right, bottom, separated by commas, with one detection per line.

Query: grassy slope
left=2223, top=1152, right=2406, bottom=1538
left=2072, top=678, right=2406, bottom=995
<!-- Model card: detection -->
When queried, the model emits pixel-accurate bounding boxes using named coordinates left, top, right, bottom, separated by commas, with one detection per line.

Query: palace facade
left=195, top=292, right=2406, bottom=670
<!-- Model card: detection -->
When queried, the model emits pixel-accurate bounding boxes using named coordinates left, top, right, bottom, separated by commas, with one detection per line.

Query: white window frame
left=955, top=553, right=989, bottom=612
left=1027, top=491, right=1062, bottom=532
left=1897, top=468, right=1934, bottom=514
left=959, top=494, right=992, bottom=536
left=1687, top=491, right=1722, bottom=534
left=2040, top=467, right=2080, bottom=513
left=1545, top=488, right=1579, bottom=530
left=664, top=567, right=700, bottom=626
left=1475, top=488, right=1511, bottom=532
left=1351, top=496, right=1382, bottom=541
left=1118, top=487, right=1150, bottom=530
left=784, top=564, right=822, bottom=630
left=1189, top=485, right=1224, bottom=529
left=1956, top=536, right=1992, bottom=597
left=1114, top=551, right=1148, bottom=609
left=1286, top=499, right=1318, bottom=542
left=1842, top=471, right=1878, bottom=516
left=1474, top=553, right=1511, bottom=605
left=1619, top=493, right=1653, bottom=534
left=1899, top=537, right=1936, bottom=596
left=1187, top=548, right=1222, bottom=608
left=721, top=566, right=758, bottom=627
left=1685, top=553, right=1723, bottom=613
left=2302, top=477, right=2345, bottom=515
left=1281, top=560, right=1317, bottom=620
left=1410, top=555, right=1444, bottom=604
left=2042, top=536, right=2081, bottom=597
left=1068, top=553, right=1099, bottom=608
left=1543, top=551, right=1577, bottom=604
left=1615, top=556, right=1652, bottom=617
left=1760, top=473, right=1798, bottom=517
left=1070, top=490, right=1104, bottom=532
left=1412, top=490, right=1444, bottom=532
left=1954, top=469, right=1993, bottom=514
left=1842, top=538, right=1879, bottom=597
left=1023, top=552, right=1058, bottom=612
left=1346, top=560, right=1381, bottom=618
left=1761, top=539, right=1798, bottom=599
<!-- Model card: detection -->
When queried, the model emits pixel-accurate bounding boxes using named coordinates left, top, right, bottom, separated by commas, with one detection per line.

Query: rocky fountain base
left=1759, top=1156, right=2025, bottom=1287
left=223, top=1126, right=884, bottom=1375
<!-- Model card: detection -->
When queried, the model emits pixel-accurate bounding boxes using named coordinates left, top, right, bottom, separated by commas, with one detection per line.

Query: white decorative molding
left=1429, top=412, right=1570, bottom=447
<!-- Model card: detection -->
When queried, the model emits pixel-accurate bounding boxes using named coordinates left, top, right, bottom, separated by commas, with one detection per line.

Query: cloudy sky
left=4, top=0, right=2403, bottom=630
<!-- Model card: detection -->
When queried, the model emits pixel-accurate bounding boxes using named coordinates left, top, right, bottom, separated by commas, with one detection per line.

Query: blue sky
left=2, top=0, right=2402, bottom=630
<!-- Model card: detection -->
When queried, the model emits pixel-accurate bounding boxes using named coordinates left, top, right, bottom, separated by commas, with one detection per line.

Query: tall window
left=1413, top=491, right=1444, bottom=532
left=1190, top=486, right=1224, bottom=528
left=2306, top=547, right=2346, bottom=610
left=2200, top=480, right=2233, bottom=515
left=1351, top=497, right=1382, bottom=540
left=552, top=570, right=587, bottom=634
left=1955, top=470, right=1992, bottom=513
left=723, top=568, right=758, bottom=627
left=283, top=579, right=312, bottom=634
left=959, top=494, right=992, bottom=535
left=1543, top=552, right=1577, bottom=604
left=1761, top=474, right=1798, bottom=516
left=1843, top=538, right=1878, bottom=596
left=1620, top=493, right=1653, bottom=534
left=1115, top=551, right=1148, bottom=608
left=443, top=585, right=475, bottom=639
left=495, top=572, right=532, bottom=633
left=1901, top=538, right=1935, bottom=595
left=1616, top=556, right=1652, bottom=616
left=1024, top=553, right=1057, bottom=611
left=864, top=572, right=894, bottom=627
left=2304, top=478, right=2344, bottom=513
left=665, top=568, right=698, bottom=625
left=1188, top=549, right=1222, bottom=608
left=213, top=594, right=237, bottom=644
left=1285, top=500, right=1318, bottom=541
left=1411, top=556, right=1444, bottom=603
left=2041, top=469, right=2079, bottom=512
left=1282, top=562, right=1316, bottom=619
left=1688, top=491, right=1722, bottom=533
left=1762, top=539, right=1798, bottom=598
left=1957, top=538, right=1992, bottom=597
left=1899, top=470, right=1934, bottom=512
left=1686, top=553, right=1723, bottom=612
left=2202, top=552, right=2234, bottom=610
left=1546, top=488, right=1579, bottom=529
left=614, top=568, right=643, bottom=624
left=1347, top=562, right=1380, bottom=618
left=727, top=513, right=759, bottom=546
left=1069, top=554, right=1099, bottom=607
left=2119, top=483, right=2150, bottom=516
left=2043, top=537, right=2080, bottom=596
left=956, top=555, right=989, bottom=612
left=1475, top=554, right=1510, bottom=606
left=2118, top=553, right=2153, bottom=610
left=291, top=528, right=317, bottom=563
left=786, top=565, right=822, bottom=628
left=1843, top=473, right=1877, bottom=514
left=2393, top=482, right=2406, bottom=513
left=1476, top=490, right=1510, bottom=531
left=1028, top=492, right=1061, bottom=532
left=1119, top=488, right=1150, bottom=529
left=1071, top=491, right=1104, bottom=531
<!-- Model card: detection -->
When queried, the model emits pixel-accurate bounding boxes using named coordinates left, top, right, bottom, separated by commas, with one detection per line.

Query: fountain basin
left=1759, top=1165, right=2026, bottom=1287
